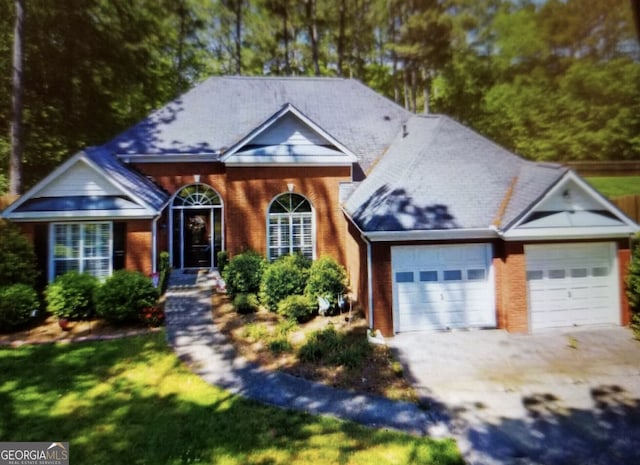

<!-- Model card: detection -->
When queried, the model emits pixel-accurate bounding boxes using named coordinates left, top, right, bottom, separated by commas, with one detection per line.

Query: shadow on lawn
left=0, top=335, right=462, bottom=465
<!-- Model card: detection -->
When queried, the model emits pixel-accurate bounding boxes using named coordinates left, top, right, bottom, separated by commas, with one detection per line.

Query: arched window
left=267, top=193, right=314, bottom=260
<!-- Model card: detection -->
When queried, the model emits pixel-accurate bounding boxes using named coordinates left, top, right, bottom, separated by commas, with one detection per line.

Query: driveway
left=389, top=327, right=640, bottom=465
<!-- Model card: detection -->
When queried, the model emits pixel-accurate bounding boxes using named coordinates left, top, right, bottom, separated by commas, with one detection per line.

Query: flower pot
left=58, top=318, right=70, bottom=330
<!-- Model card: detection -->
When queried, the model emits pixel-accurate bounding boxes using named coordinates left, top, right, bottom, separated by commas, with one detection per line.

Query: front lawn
left=0, top=332, right=463, bottom=465
left=585, top=176, right=640, bottom=197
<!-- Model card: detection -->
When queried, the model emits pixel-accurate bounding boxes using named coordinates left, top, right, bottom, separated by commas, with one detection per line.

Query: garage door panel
left=392, top=244, right=496, bottom=332
left=525, top=243, right=619, bottom=331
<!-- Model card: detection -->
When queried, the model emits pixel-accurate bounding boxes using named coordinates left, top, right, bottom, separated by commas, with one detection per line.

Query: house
left=3, top=76, right=638, bottom=335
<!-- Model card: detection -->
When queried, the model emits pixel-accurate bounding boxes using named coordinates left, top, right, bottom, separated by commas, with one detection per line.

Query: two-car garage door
left=525, top=243, right=620, bottom=330
left=392, top=244, right=496, bottom=332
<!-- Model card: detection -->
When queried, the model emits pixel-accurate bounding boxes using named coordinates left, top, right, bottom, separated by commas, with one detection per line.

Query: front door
left=184, top=209, right=212, bottom=268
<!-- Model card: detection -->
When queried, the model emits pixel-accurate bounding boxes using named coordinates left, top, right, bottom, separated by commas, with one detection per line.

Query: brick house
left=3, top=77, right=638, bottom=334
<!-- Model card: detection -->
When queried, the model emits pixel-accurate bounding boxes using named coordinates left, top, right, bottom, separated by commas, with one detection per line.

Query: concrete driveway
left=389, top=326, right=640, bottom=465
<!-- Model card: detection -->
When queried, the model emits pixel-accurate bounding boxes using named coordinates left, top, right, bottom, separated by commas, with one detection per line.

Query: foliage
left=0, top=333, right=463, bottom=464
left=304, top=256, right=348, bottom=310
left=158, top=251, right=171, bottom=294
left=233, top=293, right=260, bottom=314
left=94, top=270, right=159, bottom=324
left=0, top=284, right=38, bottom=332
left=242, top=322, right=270, bottom=342
left=627, top=235, right=640, bottom=337
left=277, top=295, right=316, bottom=323
left=0, top=220, right=38, bottom=287
left=45, top=271, right=99, bottom=319
left=298, top=326, right=372, bottom=370
left=217, top=250, right=229, bottom=274
left=268, top=337, right=292, bottom=355
left=222, top=250, right=265, bottom=298
left=261, top=254, right=311, bottom=312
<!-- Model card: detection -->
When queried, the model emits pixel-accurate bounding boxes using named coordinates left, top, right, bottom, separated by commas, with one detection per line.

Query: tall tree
left=9, top=0, right=24, bottom=195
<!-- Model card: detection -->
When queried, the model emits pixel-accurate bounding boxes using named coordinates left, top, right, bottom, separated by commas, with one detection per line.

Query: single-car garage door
left=391, top=244, right=496, bottom=332
left=525, top=243, right=620, bottom=331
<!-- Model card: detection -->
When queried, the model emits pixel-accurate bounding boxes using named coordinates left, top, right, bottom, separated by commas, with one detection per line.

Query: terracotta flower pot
left=58, top=318, right=70, bottom=330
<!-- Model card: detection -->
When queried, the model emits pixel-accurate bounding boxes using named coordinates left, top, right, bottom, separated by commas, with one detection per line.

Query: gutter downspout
left=152, top=215, right=160, bottom=274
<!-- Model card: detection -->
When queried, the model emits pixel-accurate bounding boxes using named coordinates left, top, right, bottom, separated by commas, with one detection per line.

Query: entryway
left=171, top=184, right=223, bottom=269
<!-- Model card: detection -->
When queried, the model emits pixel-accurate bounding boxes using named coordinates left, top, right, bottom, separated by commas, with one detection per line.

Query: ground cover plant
left=585, top=176, right=640, bottom=198
left=214, top=294, right=418, bottom=403
left=0, top=333, right=463, bottom=465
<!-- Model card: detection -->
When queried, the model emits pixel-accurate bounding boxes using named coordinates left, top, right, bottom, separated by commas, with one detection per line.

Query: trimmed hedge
left=95, top=270, right=159, bottom=324
left=277, top=294, right=316, bottom=323
left=304, top=256, right=347, bottom=310
left=260, top=254, right=311, bottom=312
left=222, top=250, right=265, bottom=298
left=45, top=271, right=99, bottom=319
left=0, top=284, right=39, bottom=332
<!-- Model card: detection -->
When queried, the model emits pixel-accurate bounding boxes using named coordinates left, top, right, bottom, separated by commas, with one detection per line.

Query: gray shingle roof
left=344, top=115, right=567, bottom=232
left=105, top=76, right=411, bottom=173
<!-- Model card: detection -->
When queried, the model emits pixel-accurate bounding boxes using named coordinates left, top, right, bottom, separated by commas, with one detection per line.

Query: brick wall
left=345, top=221, right=369, bottom=323
left=499, top=242, right=529, bottom=333
left=125, top=219, right=153, bottom=276
left=371, top=243, right=394, bottom=336
left=618, top=246, right=632, bottom=326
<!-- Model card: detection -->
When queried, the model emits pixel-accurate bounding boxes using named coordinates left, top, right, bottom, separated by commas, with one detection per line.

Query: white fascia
left=363, top=228, right=499, bottom=242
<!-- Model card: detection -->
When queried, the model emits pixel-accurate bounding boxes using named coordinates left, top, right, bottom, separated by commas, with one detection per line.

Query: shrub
left=95, top=270, right=159, bottom=324
left=627, top=235, right=640, bottom=337
left=268, top=337, right=292, bottom=354
left=217, top=250, right=229, bottom=274
left=0, top=220, right=38, bottom=287
left=222, top=250, right=265, bottom=298
left=304, top=256, right=347, bottom=311
left=0, top=284, right=39, bottom=332
left=158, top=251, right=171, bottom=294
left=298, top=326, right=371, bottom=369
left=277, top=294, right=316, bottom=323
left=260, top=254, right=311, bottom=312
left=233, top=293, right=260, bottom=314
left=242, top=322, right=269, bottom=342
left=45, top=271, right=98, bottom=319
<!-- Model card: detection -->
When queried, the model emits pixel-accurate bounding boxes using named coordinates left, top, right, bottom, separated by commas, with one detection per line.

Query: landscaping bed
left=213, top=293, right=418, bottom=403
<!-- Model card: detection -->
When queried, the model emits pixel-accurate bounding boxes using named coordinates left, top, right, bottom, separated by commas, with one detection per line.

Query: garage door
left=525, top=243, right=620, bottom=330
left=391, top=244, right=496, bottom=332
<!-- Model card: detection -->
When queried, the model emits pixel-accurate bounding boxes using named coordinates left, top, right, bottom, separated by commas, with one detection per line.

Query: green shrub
left=277, top=294, right=316, bottom=323
left=275, top=318, right=298, bottom=337
left=0, top=220, right=38, bottom=287
left=304, top=256, right=347, bottom=311
left=627, top=235, right=640, bottom=337
left=217, top=250, right=229, bottom=274
left=222, top=250, right=265, bottom=298
left=261, top=254, right=311, bottom=312
left=0, top=284, right=39, bottom=332
left=298, top=326, right=371, bottom=369
left=233, top=293, right=260, bottom=314
left=45, top=271, right=99, bottom=319
left=242, top=322, right=269, bottom=342
left=95, top=270, right=159, bottom=324
left=158, top=251, right=171, bottom=294
left=268, top=337, right=292, bottom=354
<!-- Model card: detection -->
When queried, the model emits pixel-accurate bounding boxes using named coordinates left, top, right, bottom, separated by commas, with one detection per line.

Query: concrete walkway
left=164, top=270, right=449, bottom=438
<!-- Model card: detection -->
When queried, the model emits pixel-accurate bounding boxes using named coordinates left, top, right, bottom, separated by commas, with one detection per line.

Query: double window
left=267, top=193, right=314, bottom=261
left=51, top=223, right=112, bottom=280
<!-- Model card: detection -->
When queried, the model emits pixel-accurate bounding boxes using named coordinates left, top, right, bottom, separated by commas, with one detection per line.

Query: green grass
left=585, top=176, right=640, bottom=198
left=0, top=333, right=463, bottom=465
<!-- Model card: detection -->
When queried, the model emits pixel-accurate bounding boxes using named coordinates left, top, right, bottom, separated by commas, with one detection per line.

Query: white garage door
left=525, top=243, right=620, bottom=331
left=391, top=244, right=496, bottom=332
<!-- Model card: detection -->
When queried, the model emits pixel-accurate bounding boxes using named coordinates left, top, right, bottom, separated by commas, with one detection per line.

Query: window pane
left=570, top=268, right=588, bottom=278
left=527, top=270, right=543, bottom=280
left=395, top=272, right=414, bottom=283
left=268, top=194, right=313, bottom=261
left=443, top=270, right=462, bottom=281
left=467, top=269, right=486, bottom=281
left=593, top=267, right=609, bottom=277
left=549, top=269, right=566, bottom=279
left=419, top=271, right=438, bottom=282
left=52, top=223, right=112, bottom=280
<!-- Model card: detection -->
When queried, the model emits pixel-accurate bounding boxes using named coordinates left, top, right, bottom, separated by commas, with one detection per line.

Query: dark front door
left=184, top=209, right=212, bottom=268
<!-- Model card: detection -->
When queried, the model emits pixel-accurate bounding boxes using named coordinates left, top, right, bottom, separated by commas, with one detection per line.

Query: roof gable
left=2, top=149, right=168, bottom=221
left=222, top=104, right=357, bottom=166
left=503, top=171, right=639, bottom=239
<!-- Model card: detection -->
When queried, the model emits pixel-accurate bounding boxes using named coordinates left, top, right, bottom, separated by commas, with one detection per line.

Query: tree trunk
left=306, top=0, right=320, bottom=76
left=234, top=0, right=243, bottom=74
left=337, top=0, right=346, bottom=76
left=9, top=0, right=25, bottom=196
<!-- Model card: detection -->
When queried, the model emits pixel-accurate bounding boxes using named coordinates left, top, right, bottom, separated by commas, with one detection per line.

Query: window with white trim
left=268, top=193, right=314, bottom=260
left=52, top=223, right=112, bottom=280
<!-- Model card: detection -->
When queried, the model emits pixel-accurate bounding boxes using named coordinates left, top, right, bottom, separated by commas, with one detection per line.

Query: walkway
left=164, top=270, right=448, bottom=437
